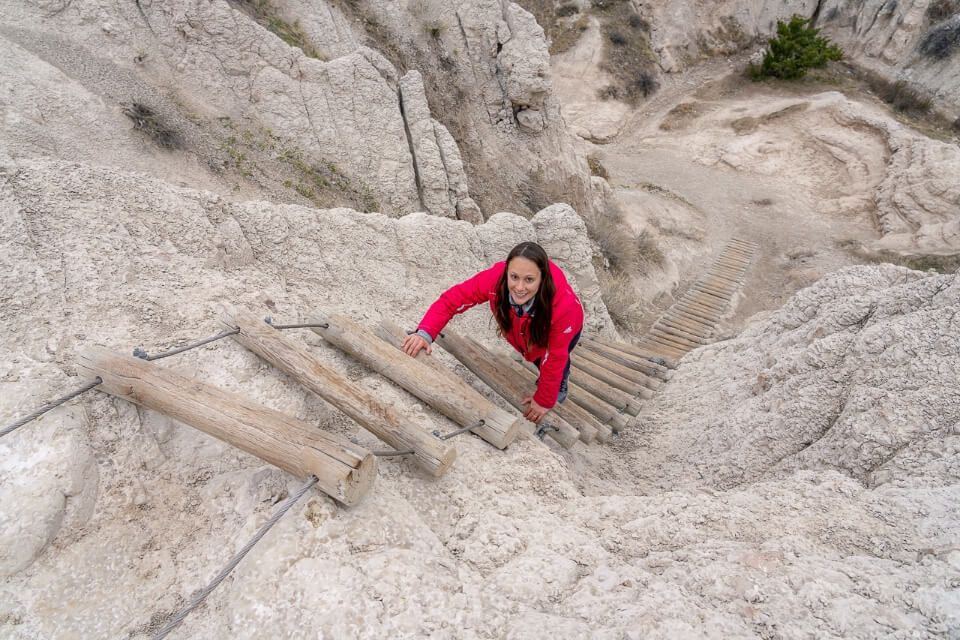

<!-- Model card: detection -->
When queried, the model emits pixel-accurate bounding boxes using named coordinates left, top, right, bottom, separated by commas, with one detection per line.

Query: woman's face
left=507, top=256, right=542, bottom=306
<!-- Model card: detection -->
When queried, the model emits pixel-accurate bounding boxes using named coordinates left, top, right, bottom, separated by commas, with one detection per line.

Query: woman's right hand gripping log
left=402, top=332, right=433, bottom=357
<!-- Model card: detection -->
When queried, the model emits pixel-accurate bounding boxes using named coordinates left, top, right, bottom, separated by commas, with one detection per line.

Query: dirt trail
left=557, top=49, right=902, bottom=336
left=550, top=46, right=915, bottom=496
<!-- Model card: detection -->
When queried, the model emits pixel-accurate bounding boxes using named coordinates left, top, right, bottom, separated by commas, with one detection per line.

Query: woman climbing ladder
left=402, top=242, right=584, bottom=424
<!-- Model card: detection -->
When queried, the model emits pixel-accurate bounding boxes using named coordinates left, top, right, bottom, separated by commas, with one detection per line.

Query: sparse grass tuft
left=584, top=200, right=664, bottom=274
left=550, top=14, right=590, bottom=54
left=587, top=154, right=609, bottom=179
left=123, top=102, right=180, bottom=149
left=926, top=0, right=960, bottom=23
left=232, top=0, right=324, bottom=59
left=597, top=3, right=659, bottom=104
left=636, top=228, right=665, bottom=266
left=659, top=102, right=704, bottom=131
left=863, top=72, right=933, bottom=115
left=599, top=271, right=643, bottom=331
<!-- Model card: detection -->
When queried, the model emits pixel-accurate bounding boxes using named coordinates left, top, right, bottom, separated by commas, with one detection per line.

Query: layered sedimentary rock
left=0, top=0, right=592, bottom=221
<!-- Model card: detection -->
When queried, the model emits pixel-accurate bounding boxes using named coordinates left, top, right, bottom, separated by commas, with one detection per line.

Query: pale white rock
left=532, top=204, right=617, bottom=337
left=434, top=123, right=470, bottom=201
left=504, top=611, right=594, bottom=640
left=0, top=378, right=96, bottom=578
left=820, top=2, right=960, bottom=121
left=499, top=3, right=552, bottom=111
left=400, top=71, right=455, bottom=218
left=476, top=211, right=538, bottom=264
left=516, top=108, right=546, bottom=133
left=456, top=197, right=485, bottom=225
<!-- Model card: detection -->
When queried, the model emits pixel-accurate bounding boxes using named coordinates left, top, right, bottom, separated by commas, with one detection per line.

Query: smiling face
left=506, top=256, right=542, bottom=306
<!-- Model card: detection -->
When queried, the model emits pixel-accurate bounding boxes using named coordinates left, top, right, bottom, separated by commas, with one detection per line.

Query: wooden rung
left=575, top=349, right=662, bottom=391
left=221, top=308, right=455, bottom=478
left=648, top=330, right=699, bottom=351
left=666, top=302, right=720, bottom=324
left=591, top=337, right=679, bottom=369
left=432, top=329, right=585, bottom=448
left=636, top=338, right=687, bottom=359
left=79, top=347, right=375, bottom=506
left=692, top=283, right=734, bottom=298
left=651, top=323, right=707, bottom=345
left=571, top=354, right=654, bottom=398
left=659, top=314, right=714, bottom=334
left=305, top=312, right=522, bottom=451
left=696, top=279, right=737, bottom=294
left=567, top=365, right=643, bottom=416
left=681, top=293, right=727, bottom=311
left=376, top=320, right=574, bottom=449
left=579, top=340, right=671, bottom=381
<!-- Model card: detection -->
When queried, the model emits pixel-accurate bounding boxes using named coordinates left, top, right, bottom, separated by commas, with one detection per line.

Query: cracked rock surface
left=1, top=149, right=956, bottom=637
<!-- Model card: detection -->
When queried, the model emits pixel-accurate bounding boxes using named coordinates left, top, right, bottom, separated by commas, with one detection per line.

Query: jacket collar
left=510, top=295, right=536, bottom=317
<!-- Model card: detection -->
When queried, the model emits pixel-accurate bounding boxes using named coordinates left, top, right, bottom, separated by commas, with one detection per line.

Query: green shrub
left=750, top=15, right=843, bottom=80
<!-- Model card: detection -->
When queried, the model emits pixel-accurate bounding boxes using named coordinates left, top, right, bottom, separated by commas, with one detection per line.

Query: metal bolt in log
left=304, top=312, right=521, bottom=450
left=78, top=347, right=375, bottom=506
left=221, top=308, right=456, bottom=477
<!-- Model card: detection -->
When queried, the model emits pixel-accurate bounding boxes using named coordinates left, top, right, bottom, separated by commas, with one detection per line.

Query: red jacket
left=417, top=260, right=584, bottom=408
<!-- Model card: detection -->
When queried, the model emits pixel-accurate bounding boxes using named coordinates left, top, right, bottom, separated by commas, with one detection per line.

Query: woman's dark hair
left=494, top=242, right=556, bottom=348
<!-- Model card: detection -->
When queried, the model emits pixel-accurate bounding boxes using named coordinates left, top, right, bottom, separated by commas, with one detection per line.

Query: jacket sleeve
left=416, top=264, right=500, bottom=340
left=532, top=300, right=584, bottom=409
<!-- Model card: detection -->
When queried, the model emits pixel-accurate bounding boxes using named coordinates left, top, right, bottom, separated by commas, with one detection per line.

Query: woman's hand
left=522, top=396, right=549, bottom=424
left=401, top=333, right=432, bottom=357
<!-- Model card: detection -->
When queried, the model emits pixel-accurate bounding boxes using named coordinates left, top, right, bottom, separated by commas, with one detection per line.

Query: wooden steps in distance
left=640, top=237, right=758, bottom=362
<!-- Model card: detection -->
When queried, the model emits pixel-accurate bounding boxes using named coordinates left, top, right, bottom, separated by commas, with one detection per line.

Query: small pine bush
left=750, top=15, right=843, bottom=80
